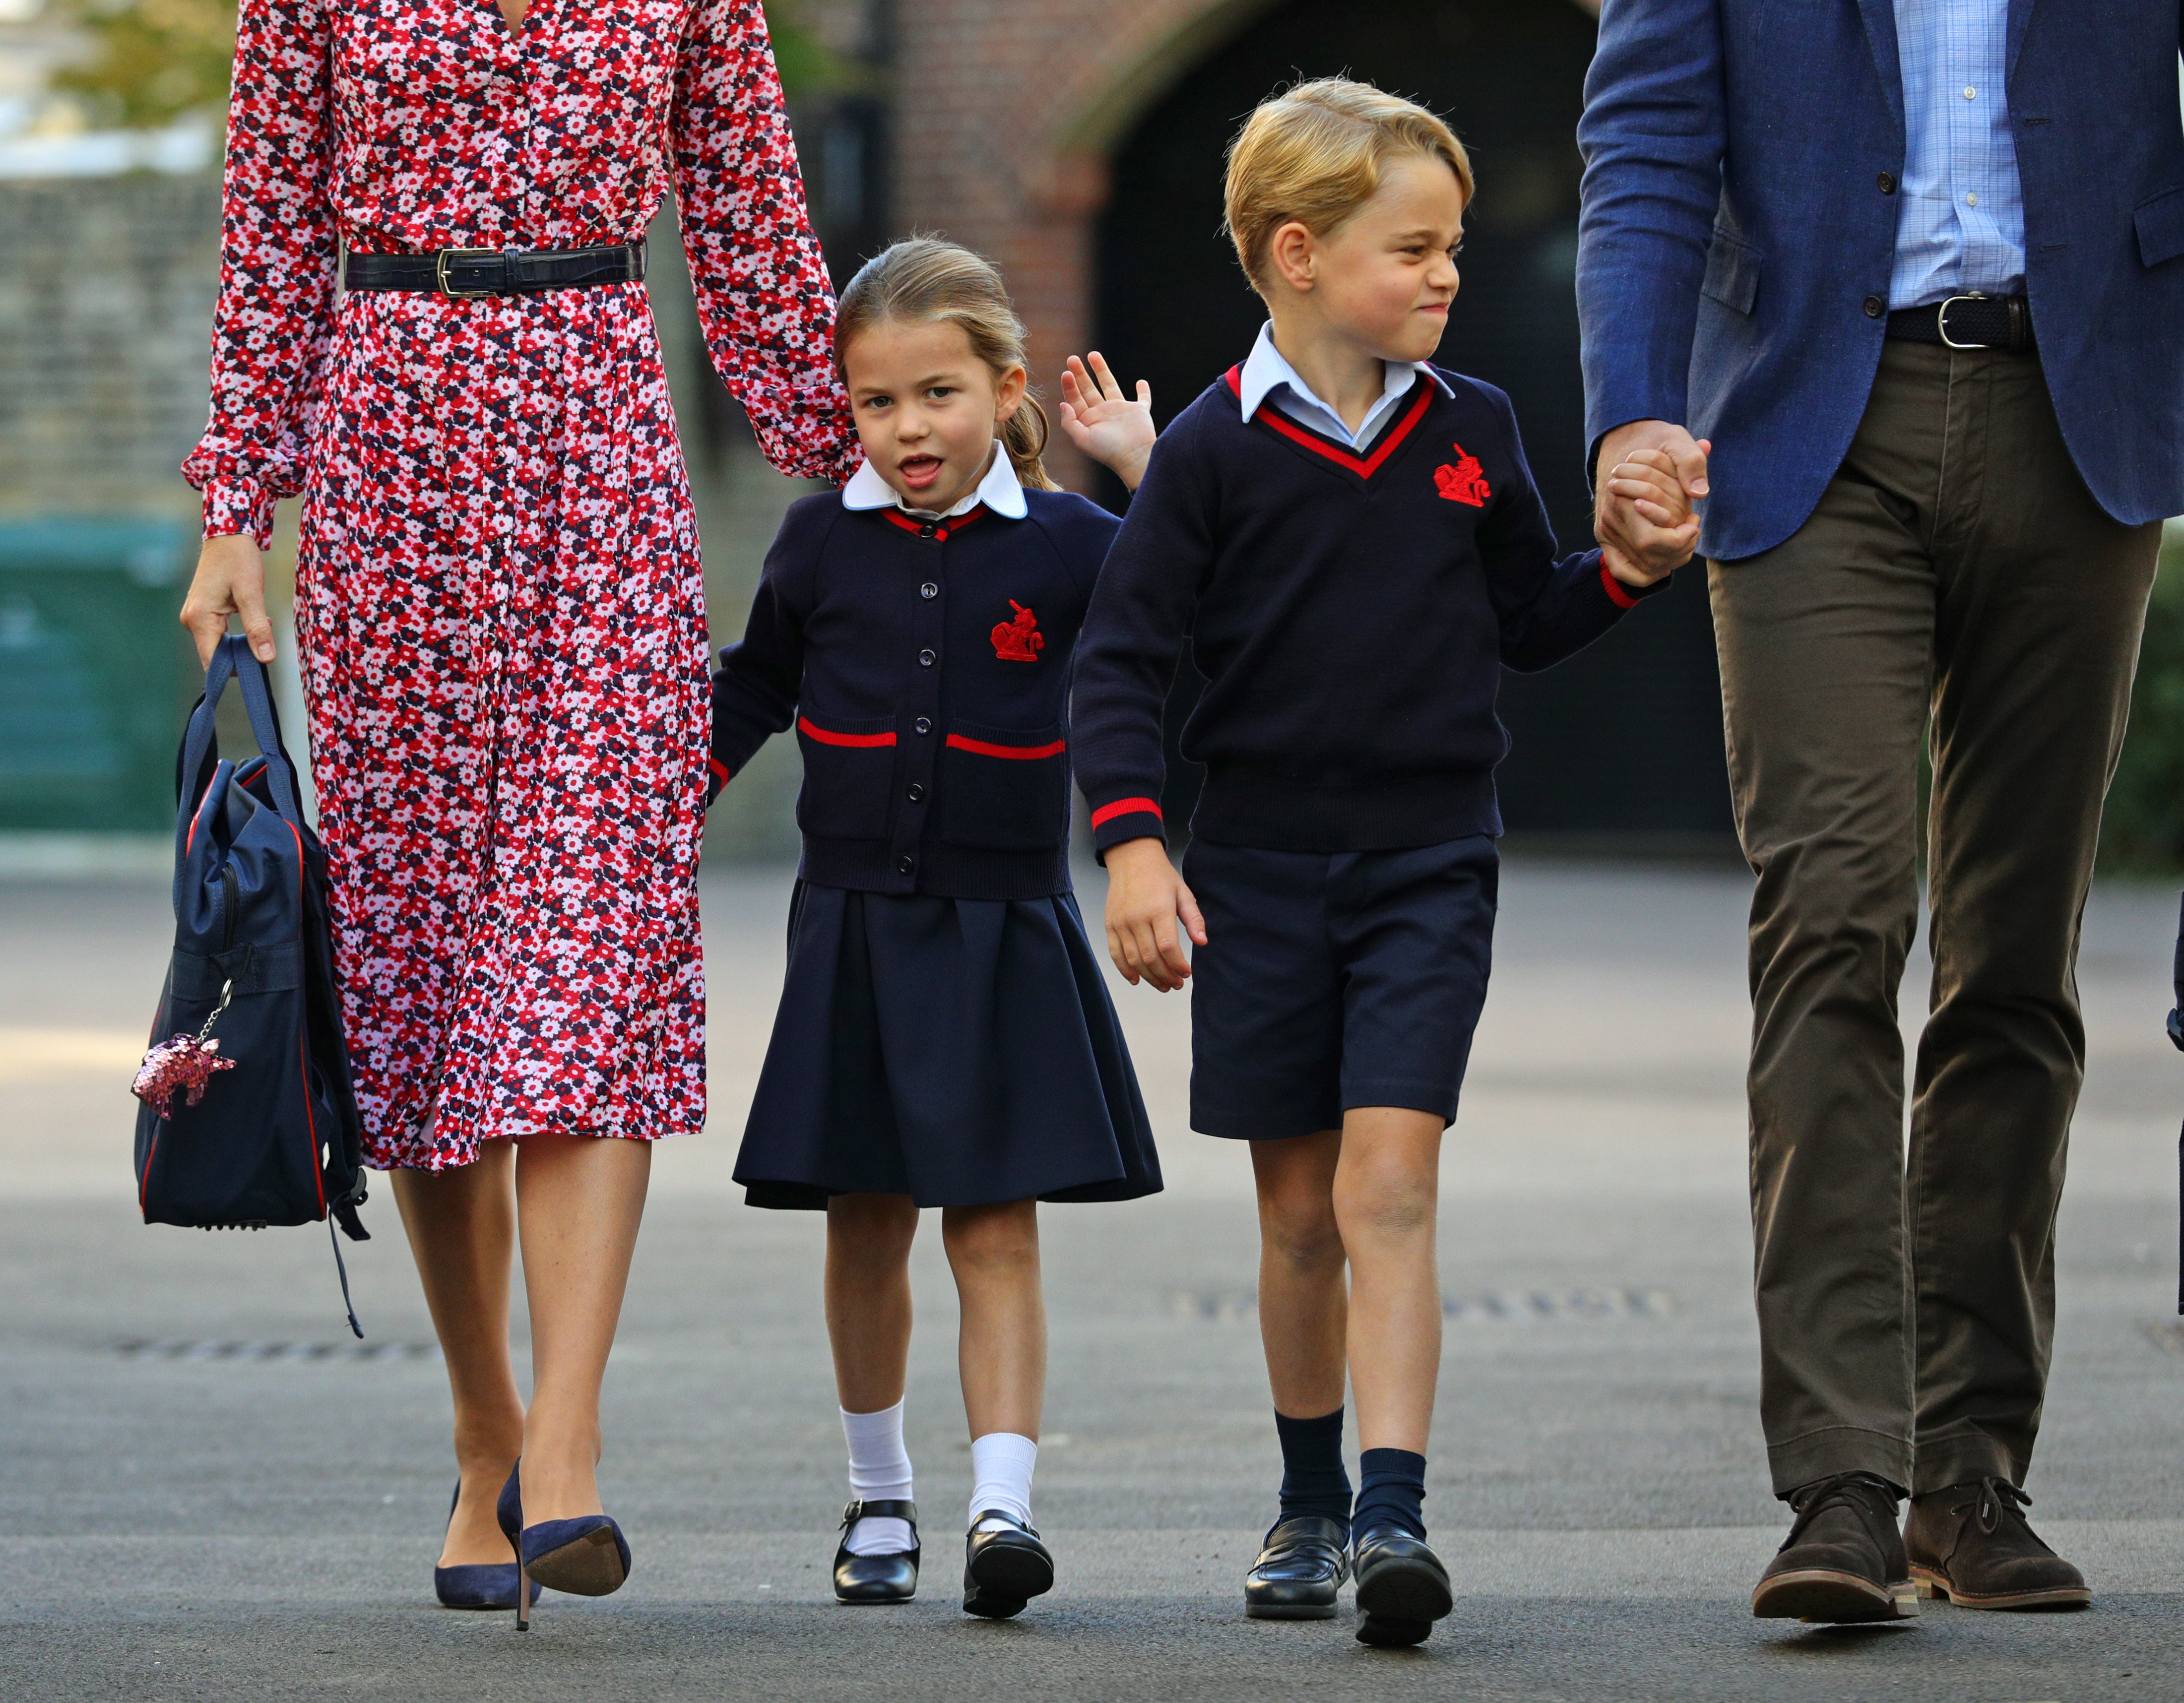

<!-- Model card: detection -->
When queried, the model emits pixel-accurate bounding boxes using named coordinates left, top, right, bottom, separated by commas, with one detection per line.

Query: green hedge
left=2099, top=523, right=2184, bottom=875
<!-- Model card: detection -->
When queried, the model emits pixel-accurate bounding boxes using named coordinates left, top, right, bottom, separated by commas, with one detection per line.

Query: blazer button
left=914, top=717, right=933, bottom=735
left=906, top=783, right=927, bottom=803
left=1863, top=295, right=1885, bottom=317
left=918, top=648, right=937, bottom=667
left=920, top=582, right=939, bottom=599
left=897, top=854, right=916, bottom=875
left=1877, top=171, right=1896, bottom=194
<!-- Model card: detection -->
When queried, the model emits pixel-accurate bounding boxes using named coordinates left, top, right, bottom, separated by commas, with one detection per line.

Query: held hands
left=180, top=533, right=276, bottom=667
left=1102, top=836, right=1208, bottom=993
left=1059, top=352, right=1156, bottom=492
left=1594, top=419, right=1711, bottom=589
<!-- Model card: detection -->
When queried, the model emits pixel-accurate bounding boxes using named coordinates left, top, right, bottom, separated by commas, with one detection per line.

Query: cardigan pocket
left=938, top=720, right=1070, bottom=851
left=795, top=715, right=899, bottom=840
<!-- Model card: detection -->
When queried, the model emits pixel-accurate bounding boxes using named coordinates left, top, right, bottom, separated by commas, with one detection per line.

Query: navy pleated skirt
left=734, top=882, right=1163, bottom=1209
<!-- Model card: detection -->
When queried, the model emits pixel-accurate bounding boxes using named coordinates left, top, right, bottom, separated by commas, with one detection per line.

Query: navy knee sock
left=1353, top=1447, right=1427, bottom=1540
left=1274, top=1407, right=1352, bottom=1531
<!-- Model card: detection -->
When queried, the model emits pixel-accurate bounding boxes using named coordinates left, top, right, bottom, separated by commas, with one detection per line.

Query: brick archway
left=892, top=0, right=1600, bottom=488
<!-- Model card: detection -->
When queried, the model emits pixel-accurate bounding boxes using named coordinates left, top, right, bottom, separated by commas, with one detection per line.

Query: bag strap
left=177, top=636, right=305, bottom=828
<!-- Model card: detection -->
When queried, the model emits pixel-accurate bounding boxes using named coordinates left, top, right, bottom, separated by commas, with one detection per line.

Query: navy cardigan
left=711, top=487, right=1122, bottom=900
left=1072, top=366, right=1664, bottom=855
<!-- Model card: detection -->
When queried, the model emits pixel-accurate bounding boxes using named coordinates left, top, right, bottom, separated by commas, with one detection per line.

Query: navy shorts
left=1182, top=835, right=1498, bottom=1140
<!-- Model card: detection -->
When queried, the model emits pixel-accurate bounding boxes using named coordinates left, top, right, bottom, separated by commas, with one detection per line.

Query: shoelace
left=1949, top=1476, right=2031, bottom=1536
left=1780, top=1471, right=1895, bottom=1553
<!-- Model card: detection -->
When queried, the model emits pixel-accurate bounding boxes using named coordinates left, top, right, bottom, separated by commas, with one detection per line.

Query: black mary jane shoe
left=962, top=1509, right=1055, bottom=1619
left=834, top=1499, right=921, bottom=1604
left=1244, top=1514, right=1350, bottom=1620
left=1351, top=1525, right=1454, bottom=1647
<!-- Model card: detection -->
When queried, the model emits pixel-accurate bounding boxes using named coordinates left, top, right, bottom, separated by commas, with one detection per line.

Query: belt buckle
left=1936, top=292, right=1991, bottom=350
left=435, top=248, right=500, bottom=299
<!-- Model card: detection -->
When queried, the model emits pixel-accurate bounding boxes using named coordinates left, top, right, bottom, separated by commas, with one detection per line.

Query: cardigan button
left=920, top=582, right=939, bottom=599
left=906, top=783, right=927, bottom=803
left=918, top=524, right=937, bottom=539
left=914, top=717, right=933, bottom=735
left=897, top=854, right=916, bottom=875
left=918, top=648, right=937, bottom=667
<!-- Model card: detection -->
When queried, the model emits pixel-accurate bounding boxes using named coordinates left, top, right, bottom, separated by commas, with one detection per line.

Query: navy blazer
left=1577, top=0, right=2184, bottom=561
left=711, top=487, right=1121, bottom=901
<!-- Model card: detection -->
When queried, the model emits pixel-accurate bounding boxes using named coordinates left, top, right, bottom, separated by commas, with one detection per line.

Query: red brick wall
left=891, top=0, right=1278, bottom=488
left=887, top=0, right=1601, bottom=490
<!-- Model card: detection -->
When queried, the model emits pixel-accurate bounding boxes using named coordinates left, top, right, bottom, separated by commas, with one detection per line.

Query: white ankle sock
left=841, top=1400, right=915, bottom=1557
left=968, top=1431, right=1038, bottom=1533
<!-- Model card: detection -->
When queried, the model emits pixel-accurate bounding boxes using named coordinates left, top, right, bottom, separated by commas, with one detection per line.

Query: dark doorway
left=1094, top=0, right=1735, bottom=849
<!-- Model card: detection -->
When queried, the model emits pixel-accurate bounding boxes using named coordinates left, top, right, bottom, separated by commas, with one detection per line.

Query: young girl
left=708, top=239, right=1162, bottom=1618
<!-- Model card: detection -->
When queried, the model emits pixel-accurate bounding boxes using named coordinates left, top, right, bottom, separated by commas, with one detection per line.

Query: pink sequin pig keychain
left=132, top=978, right=238, bottom=1120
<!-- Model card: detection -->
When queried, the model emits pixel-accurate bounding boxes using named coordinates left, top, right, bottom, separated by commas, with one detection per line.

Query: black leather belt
left=342, top=242, right=645, bottom=299
left=1885, top=292, right=2033, bottom=354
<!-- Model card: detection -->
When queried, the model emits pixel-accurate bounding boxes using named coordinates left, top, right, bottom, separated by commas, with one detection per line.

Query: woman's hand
left=180, top=533, right=275, bottom=667
left=1102, top=835, right=1207, bottom=992
left=1059, top=352, right=1156, bottom=492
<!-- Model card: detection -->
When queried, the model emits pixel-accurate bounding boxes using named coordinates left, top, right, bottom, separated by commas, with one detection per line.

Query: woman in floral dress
left=178, top=0, right=855, bottom=1603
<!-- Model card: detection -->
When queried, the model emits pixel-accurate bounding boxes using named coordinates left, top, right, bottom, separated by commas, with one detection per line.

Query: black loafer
left=1351, top=1524, right=1453, bottom=1647
left=962, top=1509, right=1054, bottom=1619
left=1245, top=1515, right=1350, bottom=1619
left=833, top=1499, right=920, bottom=1605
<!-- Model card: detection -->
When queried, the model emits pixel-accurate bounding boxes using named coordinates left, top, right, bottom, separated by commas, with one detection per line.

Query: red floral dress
left=183, top=0, right=858, bottom=1171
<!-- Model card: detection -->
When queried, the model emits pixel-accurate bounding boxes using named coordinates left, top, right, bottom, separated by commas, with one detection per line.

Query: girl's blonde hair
left=835, top=238, right=1059, bottom=493
left=1223, top=77, right=1474, bottom=294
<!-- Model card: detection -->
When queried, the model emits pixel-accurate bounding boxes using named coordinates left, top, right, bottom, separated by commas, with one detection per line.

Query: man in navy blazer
left=1579, top=0, right=2184, bottom=1623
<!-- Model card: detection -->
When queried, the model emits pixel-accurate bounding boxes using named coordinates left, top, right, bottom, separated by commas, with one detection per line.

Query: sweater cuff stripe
left=1599, top=563, right=1641, bottom=611
left=1090, top=797, right=1163, bottom=830
left=708, top=757, right=731, bottom=786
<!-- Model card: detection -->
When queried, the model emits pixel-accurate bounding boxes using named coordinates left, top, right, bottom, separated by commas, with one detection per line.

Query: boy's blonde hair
left=834, top=237, right=1059, bottom=493
left=1223, top=77, right=1473, bottom=294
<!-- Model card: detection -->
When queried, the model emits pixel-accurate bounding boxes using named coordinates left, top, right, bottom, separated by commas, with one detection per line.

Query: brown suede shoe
left=1752, top=1473, right=1920, bottom=1622
left=1905, top=1479, right=2090, bottom=1610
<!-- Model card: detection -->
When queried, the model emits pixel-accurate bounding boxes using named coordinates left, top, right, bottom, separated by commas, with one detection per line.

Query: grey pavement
left=3, top=859, right=2181, bottom=1700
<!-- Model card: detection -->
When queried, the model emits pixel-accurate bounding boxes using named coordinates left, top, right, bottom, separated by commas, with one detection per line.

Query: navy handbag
left=132, top=636, right=369, bottom=1332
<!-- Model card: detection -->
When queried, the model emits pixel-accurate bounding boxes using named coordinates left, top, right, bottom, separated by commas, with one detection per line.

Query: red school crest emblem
left=1434, top=445, right=1492, bottom=507
left=991, top=600, right=1045, bottom=662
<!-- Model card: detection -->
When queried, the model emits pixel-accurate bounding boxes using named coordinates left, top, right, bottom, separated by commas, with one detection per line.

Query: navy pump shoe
left=497, top=1461, right=633, bottom=1629
left=434, top=1479, right=524, bottom=1610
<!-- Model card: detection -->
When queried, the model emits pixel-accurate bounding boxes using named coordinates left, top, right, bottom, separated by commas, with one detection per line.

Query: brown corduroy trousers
left=1709, top=338, right=2162, bottom=1498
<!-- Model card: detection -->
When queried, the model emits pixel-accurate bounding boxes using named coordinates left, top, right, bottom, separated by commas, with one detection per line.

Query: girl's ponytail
left=836, top=237, right=1061, bottom=493
left=1001, top=395, right=1058, bottom=493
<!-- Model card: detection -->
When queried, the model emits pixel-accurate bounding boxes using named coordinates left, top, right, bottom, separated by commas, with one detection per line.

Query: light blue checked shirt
left=1889, top=0, right=2028, bottom=308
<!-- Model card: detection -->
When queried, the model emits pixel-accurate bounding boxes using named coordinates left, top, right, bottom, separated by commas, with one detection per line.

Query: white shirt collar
left=841, top=443, right=1028, bottom=520
left=1236, top=321, right=1454, bottom=449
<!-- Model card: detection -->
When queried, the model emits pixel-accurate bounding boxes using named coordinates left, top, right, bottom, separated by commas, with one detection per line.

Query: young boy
left=1072, top=78, right=1701, bottom=1647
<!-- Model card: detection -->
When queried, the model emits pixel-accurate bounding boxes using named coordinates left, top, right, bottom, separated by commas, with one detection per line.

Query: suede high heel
left=434, top=1478, right=524, bottom=1610
left=497, top=1459, right=633, bottom=1625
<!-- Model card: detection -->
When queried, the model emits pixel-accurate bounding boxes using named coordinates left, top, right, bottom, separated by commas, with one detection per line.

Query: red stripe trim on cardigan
left=1224, top=365, right=1436, bottom=480
left=945, top=733, right=1067, bottom=760
left=1090, top=796, right=1164, bottom=829
left=878, top=502, right=988, bottom=542
left=1599, top=563, right=1641, bottom=611
left=707, top=756, right=731, bottom=785
left=797, top=717, right=898, bottom=749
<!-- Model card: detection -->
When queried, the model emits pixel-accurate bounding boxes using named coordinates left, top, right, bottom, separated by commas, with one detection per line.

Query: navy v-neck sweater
left=1071, top=366, right=1665, bottom=854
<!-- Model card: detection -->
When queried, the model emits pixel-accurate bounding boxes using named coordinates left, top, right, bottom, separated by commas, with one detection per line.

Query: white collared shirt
left=1237, top=321, right=1455, bottom=450
left=841, top=443, right=1029, bottom=520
